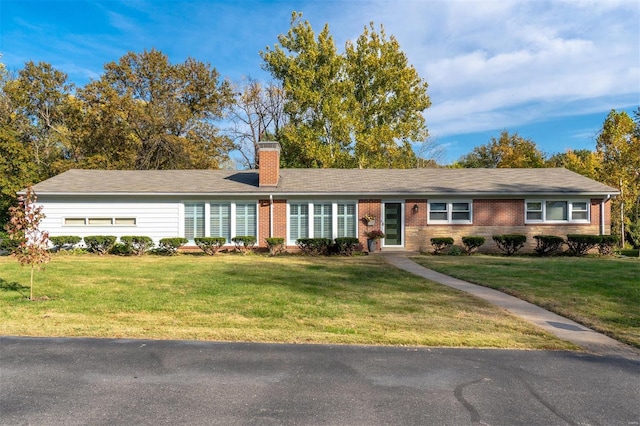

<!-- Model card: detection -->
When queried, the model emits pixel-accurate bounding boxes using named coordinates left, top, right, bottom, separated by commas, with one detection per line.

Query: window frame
left=524, top=199, right=591, bottom=224
left=427, top=200, right=473, bottom=224
left=181, top=201, right=259, bottom=244
left=63, top=217, right=137, bottom=227
left=286, top=201, right=358, bottom=245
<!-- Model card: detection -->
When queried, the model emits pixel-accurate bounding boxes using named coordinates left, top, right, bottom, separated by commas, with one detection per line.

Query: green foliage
left=296, top=238, right=331, bottom=256
left=459, top=131, right=546, bottom=168
left=261, top=12, right=431, bottom=168
left=231, top=236, right=257, bottom=254
left=430, top=237, right=454, bottom=255
left=120, top=236, right=154, bottom=256
left=533, top=235, right=565, bottom=256
left=4, top=186, right=50, bottom=300
left=49, top=235, right=82, bottom=251
left=109, top=242, right=131, bottom=256
left=0, top=126, right=38, bottom=224
left=447, top=245, right=464, bottom=256
left=83, top=235, right=117, bottom=255
left=545, top=149, right=600, bottom=180
left=461, top=236, right=485, bottom=255
left=333, top=237, right=361, bottom=256
left=598, top=235, right=619, bottom=256
left=265, top=237, right=285, bottom=256
left=627, top=221, right=640, bottom=249
left=565, top=234, right=601, bottom=256
left=194, top=237, right=227, bottom=255
left=492, top=234, right=527, bottom=256
left=0, top=230, right=19, bottom=253
left=158, top=237, right=188, bottom=255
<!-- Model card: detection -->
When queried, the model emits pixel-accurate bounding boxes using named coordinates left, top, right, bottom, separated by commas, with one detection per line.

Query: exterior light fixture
left=412, top=204, right=419, bottom=214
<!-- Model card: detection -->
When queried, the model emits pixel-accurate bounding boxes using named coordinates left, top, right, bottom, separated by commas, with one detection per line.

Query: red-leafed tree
left=5, top=186, right=50, bottom=300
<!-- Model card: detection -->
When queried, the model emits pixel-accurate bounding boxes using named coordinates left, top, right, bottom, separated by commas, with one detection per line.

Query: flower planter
left=367, top=239, right=377, bottom=252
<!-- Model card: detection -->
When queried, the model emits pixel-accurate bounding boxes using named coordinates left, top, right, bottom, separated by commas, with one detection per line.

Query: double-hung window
left=428, top=201, right=472, bottom=224
left=210, top=203, right=231, bottom=242
left=337, top=203, right=357, bottom=238
left=235, top=203, right=257, bottom=237
left=289, top=203, right=309, bottom=241
left=184, top=202, right=205, bottom=240
left=313, top=203, right=333, bottom=239
left=525, top=200, right=590, bottom=223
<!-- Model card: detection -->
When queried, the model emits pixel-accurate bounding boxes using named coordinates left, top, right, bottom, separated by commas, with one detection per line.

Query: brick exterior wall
left=358, top=199, right=382, bottom=247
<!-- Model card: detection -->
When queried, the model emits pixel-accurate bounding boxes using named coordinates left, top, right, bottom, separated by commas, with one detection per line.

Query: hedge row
left=430, top=236, right=486, bottom=255
left=295, top=237, right=361, bottom=256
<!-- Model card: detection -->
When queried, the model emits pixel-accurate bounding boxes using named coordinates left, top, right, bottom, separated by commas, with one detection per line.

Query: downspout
left=269, top=194, right=274, bottom=238
left=600, top=194, right=611, bottom=235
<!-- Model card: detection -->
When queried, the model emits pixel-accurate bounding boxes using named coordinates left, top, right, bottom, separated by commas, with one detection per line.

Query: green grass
left=412, top=254, right=640, bottom=348
left=0, top=254, right=573, bottom=350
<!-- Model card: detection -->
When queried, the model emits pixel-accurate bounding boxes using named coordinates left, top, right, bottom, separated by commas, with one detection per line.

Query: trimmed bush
left=461, top=236, right=485, bottom=255
left=430, top=237, right=454, bottom=255
left=159, top=237, right=188, bottom=255
left=109, top=242, right=131, bottom=256
left=195, top=237, right=227, bottom=255
left=448, top=245, right=464, bottom=256
left=492, top=234, right=526, bottom=256
left=566, top=234, right=601, bottom=256
left=231, top=236, right=257, bottom=254
left=334, top=237, right=360, bottom=256
left=296, top=238, right=331, bottom=256
left=265, top=237, right=285, bottom=256
left=49, top=235, right=82, bottom=252
left=598, top=235, right=619, bottom=256
left=533, top=235, right=565, bottom=256
left=120, top=236, right=154, bottom=256
left=84, top=235, right=117, bottom=255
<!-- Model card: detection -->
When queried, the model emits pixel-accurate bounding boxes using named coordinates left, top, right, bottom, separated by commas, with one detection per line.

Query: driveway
left=1, top=337, right=638, bottom=425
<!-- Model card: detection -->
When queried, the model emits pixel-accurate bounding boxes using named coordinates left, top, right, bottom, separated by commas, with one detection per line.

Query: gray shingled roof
left=30, top=168, right=619, bottom=196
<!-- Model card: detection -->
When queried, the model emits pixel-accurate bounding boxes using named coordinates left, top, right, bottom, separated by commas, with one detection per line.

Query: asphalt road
left=1, top=337, right=639, bottom=425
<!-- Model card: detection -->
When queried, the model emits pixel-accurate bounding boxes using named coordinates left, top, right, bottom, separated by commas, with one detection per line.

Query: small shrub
left=0, top=231, right=20, bottom=254
left=430, top=237, right=454, bottom=255
left=49, top=235, right=82, bottom=252
left=195, top=237, right=227, bottom=255
left=296, top=238, right=331, bottom=256
left=533, top=235, right=565, bottom=256
left=84, top=235, right=117, bottom=255
left=120, top=236, right=154, bottom=256
left=448, top=245, right=464, bottom=256
left=231, top=236, right=257, bottom=254
left=566, top=234, right=601, bottom=256
left=597, top=235, right=619, bottom=256
left=334, top=237, right=360, bottom=256
left=492, top=234, right=526, bottom=256
left=461, top=236, right=485, bottom=255
left=265, top=237, right=285, bottom=256
left=109, top=242, right=132, bottom=256
left=159, top=237, right=188, bottom=255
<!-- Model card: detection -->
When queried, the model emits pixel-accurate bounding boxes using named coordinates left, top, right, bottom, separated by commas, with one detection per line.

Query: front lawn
left=0, top=254, right=572, bottom=350
left=412, top=255, right=640, bottom=348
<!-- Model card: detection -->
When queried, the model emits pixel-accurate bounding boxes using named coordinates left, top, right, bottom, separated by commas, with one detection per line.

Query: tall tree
left=261, top=12, right=432, bottom=168
left=458, top=131, right=546, bottom=168
left=228, top=78, right=287, bottom=169
left=345, top=23, right=430, bottom=168
left=0, top=127, right=38, bottom=224
left=261, top=12, right=353, bottom=168
left=596, top=109, right=640, bottom=241
left=84, top=49, right=235, bottom=170
left=546, top=149, right=600, bottom=180
left=2, top=61, right=74, bottom=178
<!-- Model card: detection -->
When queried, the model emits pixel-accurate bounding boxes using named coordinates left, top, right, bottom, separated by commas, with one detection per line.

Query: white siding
left=38, top=196, right=180, bottom=246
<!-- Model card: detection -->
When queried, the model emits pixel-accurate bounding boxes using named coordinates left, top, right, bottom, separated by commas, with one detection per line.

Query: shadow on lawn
left=0, top=277, right=29, bottom=297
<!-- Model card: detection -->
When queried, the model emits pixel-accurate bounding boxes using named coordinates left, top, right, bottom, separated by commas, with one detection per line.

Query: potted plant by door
left=364, top=229, right=385, bottom=252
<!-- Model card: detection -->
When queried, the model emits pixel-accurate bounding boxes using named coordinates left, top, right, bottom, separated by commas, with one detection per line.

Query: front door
left=383, top=202, right=403, bottom=246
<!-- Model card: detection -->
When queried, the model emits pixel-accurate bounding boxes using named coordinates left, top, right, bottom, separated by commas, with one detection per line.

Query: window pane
left=527, top=212, right=543, bottom=221
left=452, top=203, right=469, bottom=211
left=571, top=202, right=588, bottom=221
left=235, top=203, right=256, bottom=237
left=452, top=211, right=470, bottom=221
left=430, top=203, right=447, bottom=211
left=210, top=203, right=231, bottom=242
left=313, top=203, right=332, bottom=238
left=185, top=203, right=205, bottom=240
left=526, top=202, right=542, bottom=211
left=337, top=203, right=356, bottom=238
left=88, top=218, right=112, bottom=225
left=114, top=218, right=136, bottom=225
left=429, top=212, right=448, bottom=221
left=64, top=218, right=86, bottom=226
left=546, top=201, right=567, bottom=221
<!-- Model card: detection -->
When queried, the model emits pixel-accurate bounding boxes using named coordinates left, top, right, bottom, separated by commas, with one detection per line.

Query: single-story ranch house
left=30, top=142, right=619, bottom=253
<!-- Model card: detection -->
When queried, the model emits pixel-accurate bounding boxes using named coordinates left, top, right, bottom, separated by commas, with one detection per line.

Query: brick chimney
left=258, top=141, right=280, bottom=187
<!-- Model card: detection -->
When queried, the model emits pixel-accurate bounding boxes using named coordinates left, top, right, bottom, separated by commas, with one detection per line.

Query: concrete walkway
left=382, top=253, right=640, bottom=360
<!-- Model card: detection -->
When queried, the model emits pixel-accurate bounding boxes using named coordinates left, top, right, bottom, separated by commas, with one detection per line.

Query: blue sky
left=1, top=0, right=638, bottom=164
